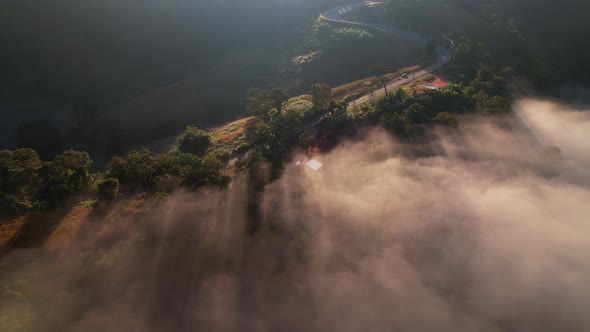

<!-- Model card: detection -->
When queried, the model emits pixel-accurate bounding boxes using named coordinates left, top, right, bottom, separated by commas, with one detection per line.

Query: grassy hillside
left=0, top=0, right=429, bottom=161
left=0, top=0, right=338, bottom=148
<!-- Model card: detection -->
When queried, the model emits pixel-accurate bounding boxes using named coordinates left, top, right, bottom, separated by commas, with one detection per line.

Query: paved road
left=320, top=1, right=451, bottom=107
left=227, top=2, right=451, bottom=167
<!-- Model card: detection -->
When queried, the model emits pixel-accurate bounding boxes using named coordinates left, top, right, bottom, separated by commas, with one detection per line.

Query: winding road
left=228, top=2, right=451, bottom=167
left=320, top=1, right=451, bottom=106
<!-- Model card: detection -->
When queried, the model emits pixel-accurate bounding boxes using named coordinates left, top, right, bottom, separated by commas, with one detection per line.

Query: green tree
left=483, top=95, right=510, bottom=115
left=177, top=126, right=211, bottom=156
left=0, top=148, right=42, bottom=196
left=40, top=150, right=92, bottom=205
left=403, top=103, right=428, bottom=123
left=181, top=155, right=230, bottom=190
left=376, top=87, right=410, bottom=115
left=246, top=88, right=290, bottom=122
left=311, top=83, right=332, bottom=111
left=0, top=148, right=43, bottom=214
left=270, top=89, right=289, bottom=114
left=381, top=113, right=411, bottom=137
left=108, top=149, right=156, bottom=187
left=368, top=64, right=394, bottom=96
left=433, top=112, right=458, bottom=127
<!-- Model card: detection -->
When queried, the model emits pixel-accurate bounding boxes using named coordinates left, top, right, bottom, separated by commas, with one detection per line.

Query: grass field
left=209, top=116, right=259, bottom=156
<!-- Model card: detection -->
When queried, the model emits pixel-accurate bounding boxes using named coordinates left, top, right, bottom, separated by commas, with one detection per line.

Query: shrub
left=215, top=150, right=232, bottom=163
left=108, top=149, right=156, bottom=187
left=0, top=148, right=42, bottom=201
left=177, top=126, right=211, bottom=156
left=234, top=143, right=251, bottom=154
left=97, top=178, right=119, bottom=201
left=38, top=150, right=92, bottom=206
left=181, top=155, right=230, bottom=190
left=0, top=193, right=31, bottom=217
left=152, top=192, right=170, bottom=202
left=433, top=112, right=458, bottom=127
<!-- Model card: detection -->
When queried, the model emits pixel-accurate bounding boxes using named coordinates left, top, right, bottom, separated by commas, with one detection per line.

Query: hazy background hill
left=0, top=0, right=338, bottom=148
left=2, top=0, right=589, bottom=159
left=0, top=0, right=424, bottom=159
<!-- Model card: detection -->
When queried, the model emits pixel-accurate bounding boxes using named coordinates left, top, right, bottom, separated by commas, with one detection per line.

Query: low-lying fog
left=1, top=99, right=589, bottom=332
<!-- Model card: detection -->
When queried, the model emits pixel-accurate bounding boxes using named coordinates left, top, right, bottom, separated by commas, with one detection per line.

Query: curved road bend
left=320, top=1, right=451, bottom=106
left=227, top=2, right=451, bottom=167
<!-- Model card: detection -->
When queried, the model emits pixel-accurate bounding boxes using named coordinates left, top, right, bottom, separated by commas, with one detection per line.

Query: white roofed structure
left=306, top=159, right=323, bottom=171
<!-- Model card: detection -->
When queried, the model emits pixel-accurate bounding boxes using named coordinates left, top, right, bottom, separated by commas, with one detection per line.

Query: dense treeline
left=464, top=0, right=590, bottom=86
left=0, top=126, right=228, bottom=217
left=0, top=149, right=92, bottom=214
left=377, top=0, right=588, bottom=88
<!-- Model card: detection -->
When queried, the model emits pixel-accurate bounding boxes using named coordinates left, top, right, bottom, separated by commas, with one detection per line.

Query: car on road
left=401, top=73, right=409, bottom=79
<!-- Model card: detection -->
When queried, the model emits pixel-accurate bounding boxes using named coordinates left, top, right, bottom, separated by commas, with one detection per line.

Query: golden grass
left=43, top=206, right=93, bottom=251
left=0, top=197, right=150, bottom=254
left=209, top=116, right=259, bottom=154
left=0, top=216, right=27, bottom=251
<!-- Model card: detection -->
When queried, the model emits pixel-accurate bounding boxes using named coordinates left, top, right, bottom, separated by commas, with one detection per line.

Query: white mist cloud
left=1, top=99, right=590, bottom=332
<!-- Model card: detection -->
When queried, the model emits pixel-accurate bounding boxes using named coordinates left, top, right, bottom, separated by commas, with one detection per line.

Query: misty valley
left=1, top=1, right=590, bottom=331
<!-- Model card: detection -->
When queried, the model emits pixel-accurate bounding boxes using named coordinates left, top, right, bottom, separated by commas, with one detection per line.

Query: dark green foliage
left=246, top=88, right=290, bottom=122
left=433, top=112, right=458, bottom=127
left=108, top=149, right=156, bottom=187
left=0, top=148, right=94, bottom=211
left=177, top=126, right=211, bottom=156
left=215, top=150, right=232, bottom=163
left=256, top=110, right=302, bottom=175
left=479, top=95, right=510, bottom=115
left=0, top=148, right=40, bottom=214
left=403, top=104, right=428, bottom=124
left=234, top=143, right=251, bottom=154
left=181, top=155, right=230, bottom=190
left=39, top=150, right=92, bottom=206
left=311, top=83, right=332, bottom=111
left=246, top=87, right=301, bottom=174
left=452, top=36, right=489, bottom=79
left=298, top=130, right=316, bottom=147
left=247, top=88, right=274, bottom=120
left=97, top=178, right=119, bottom=201
left=0, top=193, right=32, bottom=217
left=381, top=112, right=412, bottom=137
left=377, top=88, right=407, bottom=113
left=0, top=148, right=42, bottom=197
left=152, top=192, right=171, bottom=201
left=107, top=149, right=229, bottom=191
left=270, top=89, right=290, bottom=114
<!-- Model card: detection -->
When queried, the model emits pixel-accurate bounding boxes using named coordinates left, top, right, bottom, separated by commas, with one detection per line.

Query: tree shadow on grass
left=71, top=201, right=114, bottom=249
left=4, top=206, right=74, bottom=251
left=72, top=199, right=148, bottom=251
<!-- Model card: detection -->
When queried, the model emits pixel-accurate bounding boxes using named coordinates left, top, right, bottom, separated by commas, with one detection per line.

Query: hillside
left=1, top=1, right=590, bottom=331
